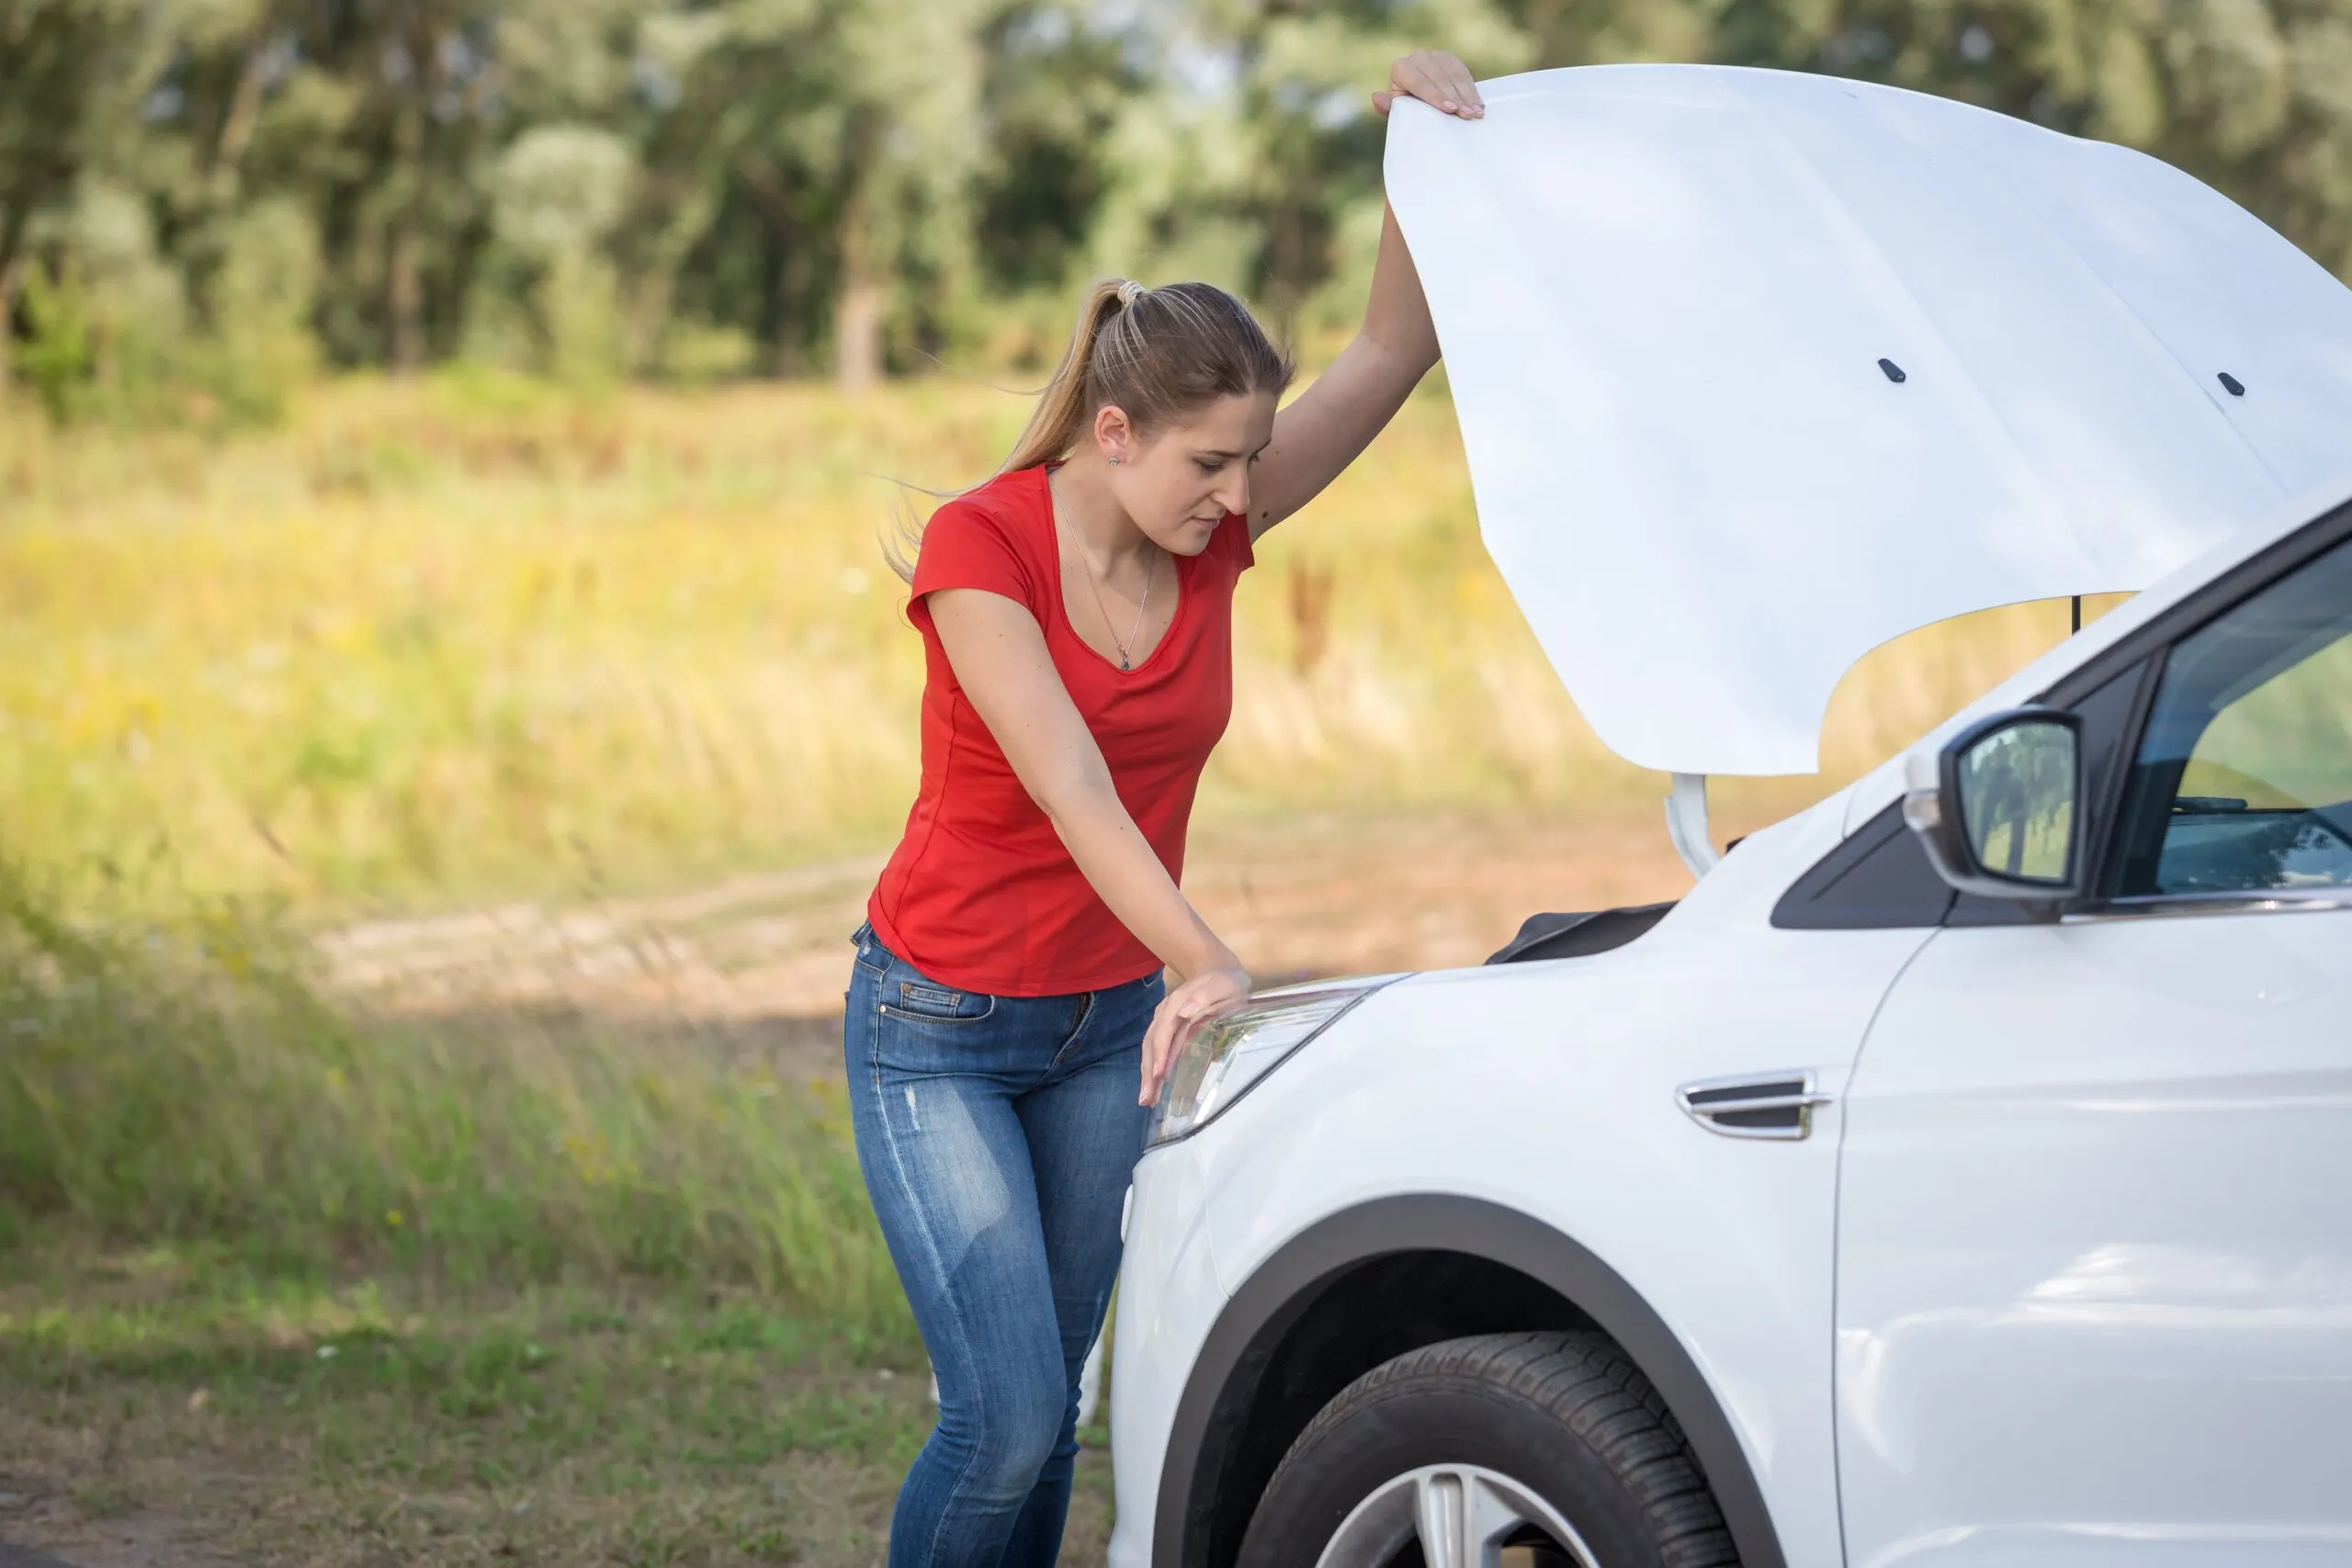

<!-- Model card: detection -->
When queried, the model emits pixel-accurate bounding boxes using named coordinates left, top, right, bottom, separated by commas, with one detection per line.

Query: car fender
left=1156, top=1194, right=1784, bottom=1568
left=1168, top=803, right=1930, bottom=1568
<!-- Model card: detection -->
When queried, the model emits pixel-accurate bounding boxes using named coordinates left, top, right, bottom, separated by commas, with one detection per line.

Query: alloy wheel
left=1314, top=1461, right=1602, bottom=1568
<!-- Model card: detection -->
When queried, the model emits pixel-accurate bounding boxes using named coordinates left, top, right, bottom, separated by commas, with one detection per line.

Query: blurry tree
left=1084, top=0, right=1532, bottom=338
left=1506, top=0, right=1719, bottom=62
left=0, top=0, right=167, bottom=400
left=971, top=6, right=1144, bottom=299
left=1707, top=0, right=2352, bottom=276
left=201, top=195, right=322, bottom=419
left=33, top=179, right=187, bottom=416
left=955, top=3, right=1149, bottom=367
left=634, top=0, right=992, bottom=389
left=5, top=0, right=2351, bottom=413
left=316, top=0, right=503, bottom=372
left=488, top=122, right=634, bottom=381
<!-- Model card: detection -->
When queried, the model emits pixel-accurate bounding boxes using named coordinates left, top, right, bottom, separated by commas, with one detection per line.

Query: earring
left=1108, top=456, right=1122, bottom=465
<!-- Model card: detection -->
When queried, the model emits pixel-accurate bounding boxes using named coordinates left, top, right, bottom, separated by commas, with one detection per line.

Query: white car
left=1107, top=66, right=2352, bottom=1568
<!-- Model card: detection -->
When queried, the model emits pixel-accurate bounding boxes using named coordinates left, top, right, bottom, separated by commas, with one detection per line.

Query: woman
left=846, top=49, right=1486, bottom=1568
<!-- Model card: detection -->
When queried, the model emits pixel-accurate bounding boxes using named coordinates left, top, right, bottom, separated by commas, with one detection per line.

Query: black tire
left=1236, top=1331, right=1740, bottom=1568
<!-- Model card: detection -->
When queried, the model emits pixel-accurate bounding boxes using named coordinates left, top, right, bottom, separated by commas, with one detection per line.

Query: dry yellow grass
left=0, top=371, right=2103, bottom=915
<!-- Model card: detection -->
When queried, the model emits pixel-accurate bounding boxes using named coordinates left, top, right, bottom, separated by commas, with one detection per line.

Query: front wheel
left=1236, top=1331, right=1740, bottom=1568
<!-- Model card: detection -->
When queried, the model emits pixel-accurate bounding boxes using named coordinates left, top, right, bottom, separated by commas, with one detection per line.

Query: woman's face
left=1098, top=393, right=1279, bottom=556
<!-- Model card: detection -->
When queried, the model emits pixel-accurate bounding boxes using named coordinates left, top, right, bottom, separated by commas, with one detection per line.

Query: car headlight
left=1147, top=975, right=1407, bottom=1146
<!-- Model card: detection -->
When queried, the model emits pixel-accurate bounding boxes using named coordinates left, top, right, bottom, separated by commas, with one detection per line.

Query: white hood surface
left=1386, top=65, right=2352, bottom=776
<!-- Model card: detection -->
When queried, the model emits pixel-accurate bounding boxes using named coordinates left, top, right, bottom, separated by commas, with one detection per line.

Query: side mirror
left=1903, top=708, right=2084, bottom=905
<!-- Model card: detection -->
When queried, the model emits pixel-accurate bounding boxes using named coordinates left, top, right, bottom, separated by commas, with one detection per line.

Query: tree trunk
left=386, top=84, right=427, bottom=376
left=388, top=217, right=424, bottom=375
left=734, top=154, right=806, bottom=378
left=205, top=39, right=271, bottom=206
left=0, top=253, right=19, bottom=403
left=834, top=276, right=882, bottom=395
left=772, top=249, right=803, bottom=378
left=0, top=195, right=32, bottom=406
left=626, top=173, right=725, bottom=376
left=833, top=186, right=882, bottom=395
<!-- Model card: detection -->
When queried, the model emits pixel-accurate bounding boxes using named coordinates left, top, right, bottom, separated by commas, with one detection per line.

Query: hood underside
left=1386, top=65, right=2352, bottom=776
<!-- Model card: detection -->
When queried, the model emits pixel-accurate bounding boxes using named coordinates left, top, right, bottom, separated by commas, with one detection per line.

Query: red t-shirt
left=866, top=465, right=1252, bottom=996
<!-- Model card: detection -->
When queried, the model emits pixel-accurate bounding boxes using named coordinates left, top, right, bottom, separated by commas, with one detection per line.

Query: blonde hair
left=888, top=277, right=1293, bottom=581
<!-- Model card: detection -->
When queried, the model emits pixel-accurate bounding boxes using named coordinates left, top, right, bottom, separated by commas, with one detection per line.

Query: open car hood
left=1386, top=65, right=2352, bottom=775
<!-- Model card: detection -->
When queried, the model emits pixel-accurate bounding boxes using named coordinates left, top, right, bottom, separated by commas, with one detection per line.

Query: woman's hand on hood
left=1374, top=50, right=1485, bottom=120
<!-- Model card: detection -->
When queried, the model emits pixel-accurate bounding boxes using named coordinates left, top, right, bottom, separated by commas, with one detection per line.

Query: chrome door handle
left=1677, top=1072, right=1833, bottom=1141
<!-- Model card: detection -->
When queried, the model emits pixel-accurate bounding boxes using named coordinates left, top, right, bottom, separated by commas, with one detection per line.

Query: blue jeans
left=844, top=922, right=1159, bottom=1568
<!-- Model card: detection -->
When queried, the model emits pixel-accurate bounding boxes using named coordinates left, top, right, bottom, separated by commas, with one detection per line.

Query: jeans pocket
left=880, top=978, right=998, bottom=1024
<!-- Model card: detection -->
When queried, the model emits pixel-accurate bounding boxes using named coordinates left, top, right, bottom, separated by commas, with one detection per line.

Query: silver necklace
left=1057, top=495, right=1158, bottom=671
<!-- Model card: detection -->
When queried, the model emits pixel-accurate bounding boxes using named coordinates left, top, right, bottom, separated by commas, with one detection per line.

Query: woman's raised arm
left=1245, top=51, right=1484, bottom=539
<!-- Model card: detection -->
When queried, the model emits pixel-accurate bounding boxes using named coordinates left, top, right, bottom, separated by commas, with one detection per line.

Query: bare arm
left=930, top=587, right=1250, bottom=1099
left=1246, top=50, right=1482, bottom=537
left=1247, top=202, right=1442, bottom=537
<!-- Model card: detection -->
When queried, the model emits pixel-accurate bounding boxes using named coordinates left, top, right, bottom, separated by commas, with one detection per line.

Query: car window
left=2113, top=537, right=2352, bottom=898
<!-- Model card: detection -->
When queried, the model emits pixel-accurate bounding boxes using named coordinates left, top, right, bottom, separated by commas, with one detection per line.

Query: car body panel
left=1159, top=798, right=1932, bottom=1568
left=1107, top=1140, right=1222, bottom=1568
left=1386, top=66, right=2352, bottom=774
left=1838, top=909, right=2352, bottom=1564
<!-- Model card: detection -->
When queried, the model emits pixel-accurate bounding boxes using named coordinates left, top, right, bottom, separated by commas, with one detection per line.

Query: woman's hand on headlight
left=1142, top=965, right=1253, bottom=1107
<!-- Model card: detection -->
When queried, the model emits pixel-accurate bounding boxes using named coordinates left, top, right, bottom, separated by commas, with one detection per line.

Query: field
left=0, top=378, right=2106, bottom=1565
left=0, top=374, right=2100, bottom=914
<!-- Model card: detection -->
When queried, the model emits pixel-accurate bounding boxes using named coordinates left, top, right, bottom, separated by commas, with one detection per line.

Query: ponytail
left=1000, top=278, right=1137, bottom=477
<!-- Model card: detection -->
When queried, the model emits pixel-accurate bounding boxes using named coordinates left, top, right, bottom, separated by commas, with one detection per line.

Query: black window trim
left=2073, top=655, right=2165, bottom=907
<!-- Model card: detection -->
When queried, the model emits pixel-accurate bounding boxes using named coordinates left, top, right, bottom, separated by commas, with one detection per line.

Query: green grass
left=0, top=849, right=955, bottom=1558
left=0, top=856, right=904, bottom=1327
left=0, top=1239, right=1121, bottom=1566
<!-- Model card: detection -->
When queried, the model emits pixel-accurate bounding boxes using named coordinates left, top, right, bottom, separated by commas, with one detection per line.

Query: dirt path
left=316, top=807, right=1698, bottom=1067
left=0, top=1540, right=77, bottom=1568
